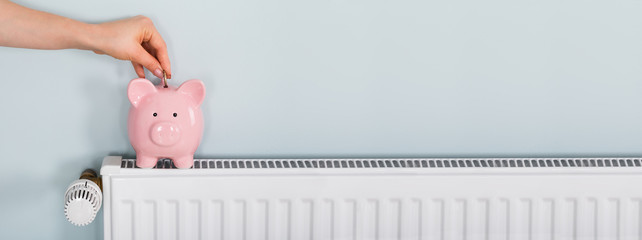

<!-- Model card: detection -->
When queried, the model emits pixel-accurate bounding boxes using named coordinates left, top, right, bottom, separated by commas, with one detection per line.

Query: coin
left=162, top=70, right=168, bottom=88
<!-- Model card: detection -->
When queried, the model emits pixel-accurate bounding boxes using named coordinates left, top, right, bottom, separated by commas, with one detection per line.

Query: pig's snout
left=150, top=122, right=181, bottom=146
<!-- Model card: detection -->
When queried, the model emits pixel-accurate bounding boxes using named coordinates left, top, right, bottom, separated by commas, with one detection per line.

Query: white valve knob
left=64, top=178, right=102, bottom=226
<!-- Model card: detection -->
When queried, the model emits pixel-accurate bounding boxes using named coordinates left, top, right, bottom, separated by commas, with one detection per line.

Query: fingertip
left=153, top=69, right=164, bottom=79
left=158, top=55, right=171, bottom=79
left=160, top=64, right=171, bottom=79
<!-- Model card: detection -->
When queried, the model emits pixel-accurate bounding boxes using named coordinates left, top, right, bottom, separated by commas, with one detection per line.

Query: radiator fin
left=162, top=200, right=178, bottom=240
left=207, top=200, right=224, bottom=240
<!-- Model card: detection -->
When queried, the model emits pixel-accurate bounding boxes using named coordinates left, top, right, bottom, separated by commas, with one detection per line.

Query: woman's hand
left=0, top=0, right=171, bottom=79
left=92, top=16, right=171, bottom=79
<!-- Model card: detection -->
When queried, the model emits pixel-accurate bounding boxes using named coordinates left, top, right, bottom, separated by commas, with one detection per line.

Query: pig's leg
left=136, top=155, right=157, bottom=168
left=173, top=156, right=194, bottom=169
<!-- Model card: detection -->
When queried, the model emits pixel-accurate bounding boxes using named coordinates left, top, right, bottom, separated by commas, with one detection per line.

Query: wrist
left=75, top=22, right=103, bottom=52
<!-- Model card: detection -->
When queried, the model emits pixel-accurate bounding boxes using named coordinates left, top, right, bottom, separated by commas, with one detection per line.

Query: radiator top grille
left=120, top=158, right=642, bottom=169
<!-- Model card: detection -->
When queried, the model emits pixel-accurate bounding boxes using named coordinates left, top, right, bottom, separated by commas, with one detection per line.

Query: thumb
left=131, top=46, right=163, bottom=79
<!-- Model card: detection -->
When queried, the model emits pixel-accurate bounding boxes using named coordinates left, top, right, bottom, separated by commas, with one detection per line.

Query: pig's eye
left=153, top=113, right=157, bottom=117
left=173, top=113, right=178, bottom=117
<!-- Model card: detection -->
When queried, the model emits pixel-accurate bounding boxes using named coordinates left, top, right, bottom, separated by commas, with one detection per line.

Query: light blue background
left=1, top=0, right=642, bottom=239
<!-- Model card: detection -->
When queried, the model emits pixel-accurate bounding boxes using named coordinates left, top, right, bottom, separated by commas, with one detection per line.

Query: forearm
left=0, top=0, right=97, bottom=50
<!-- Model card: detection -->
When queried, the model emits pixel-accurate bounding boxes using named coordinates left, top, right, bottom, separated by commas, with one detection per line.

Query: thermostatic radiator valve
left=64, top=169, right=103, bottom=226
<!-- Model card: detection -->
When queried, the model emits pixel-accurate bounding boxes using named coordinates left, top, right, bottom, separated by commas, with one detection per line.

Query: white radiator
left=100, top=156, right=642, bottom=240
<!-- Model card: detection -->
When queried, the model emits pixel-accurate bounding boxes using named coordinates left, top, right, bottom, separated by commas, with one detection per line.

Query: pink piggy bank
left=127, top=78, right=205, bottom=169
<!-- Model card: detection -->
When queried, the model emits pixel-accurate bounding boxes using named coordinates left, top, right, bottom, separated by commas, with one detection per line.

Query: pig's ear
left=128, top=78, right=157, bottom=108
left=178, top=79, right=206, bottom=106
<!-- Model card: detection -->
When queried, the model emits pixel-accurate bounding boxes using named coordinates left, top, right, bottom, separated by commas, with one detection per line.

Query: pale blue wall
left=1, top=0, right=642, bottom=239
